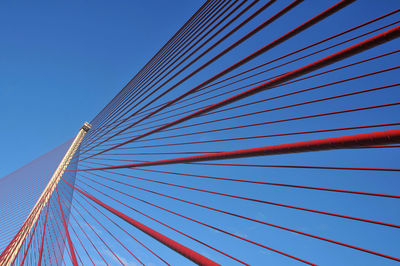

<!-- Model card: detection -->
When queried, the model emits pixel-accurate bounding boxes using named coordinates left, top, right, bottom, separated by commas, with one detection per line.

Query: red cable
left=121, top=167, right=400, bottom=198
left=62, top=178, right=221, bottom=266
left=58, top=184, right=148, bottom=266
left=20, top=217, right=40, bottom=265
left=86, top=0, right=220, bottom=136
left=48, top=200, right=74, bottom=264
left=79, top=0, right=306, bottom=155
left=57, top=186, right=124, bottom=265
left=46, top=217, right=61, bottom=266
left=81, top=23, right=400, bottom=159
left=78, top=168, right=400, bottom=229
left=88, top=0, right=274, bottom=144
left=55, top=189, right=79, bottom=266
left=38, top=202, right=50, bottom=266
left=192, top=162, right=400, bottom=172
left=88, top=53, right=400, bottom=144
left=83, top=0, right=233, bottom=145
left=103, top=81, right=400, bottom=147
left=82, top=0, right=277, bottom=146
left=79, top=129, right=400, bottom=171
left=62, top=203, right=107, bottom=264
left=112, top=19, right=400, bottom=129
left=109, top=102, right=399, bottom=150
left=104, top=7, right=400, bottom=131
left=76, top=171, right=400, bottom=263
left=70, top=177, right=314, bottom=265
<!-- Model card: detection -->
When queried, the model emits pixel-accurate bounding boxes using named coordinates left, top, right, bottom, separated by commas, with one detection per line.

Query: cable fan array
left=1, top=0, right=400, bottom=265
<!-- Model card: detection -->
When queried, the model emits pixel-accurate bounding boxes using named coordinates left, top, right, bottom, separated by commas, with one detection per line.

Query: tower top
left=81, top=122, right=92, bottom=132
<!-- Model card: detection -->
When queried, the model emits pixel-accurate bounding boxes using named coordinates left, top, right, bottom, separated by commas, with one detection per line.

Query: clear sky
left=0, top=0, right=204, bottom=178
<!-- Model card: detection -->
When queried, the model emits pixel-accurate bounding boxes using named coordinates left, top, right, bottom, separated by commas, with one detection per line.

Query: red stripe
left=62, top=179, right=220, bottom=265
left=56, top=189, right=78, bottom=266
left=78, top=129, right=400, bottom=170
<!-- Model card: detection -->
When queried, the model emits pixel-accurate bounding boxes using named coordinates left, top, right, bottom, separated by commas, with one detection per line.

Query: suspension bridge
left=0, top=0, right=399, bottom=265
